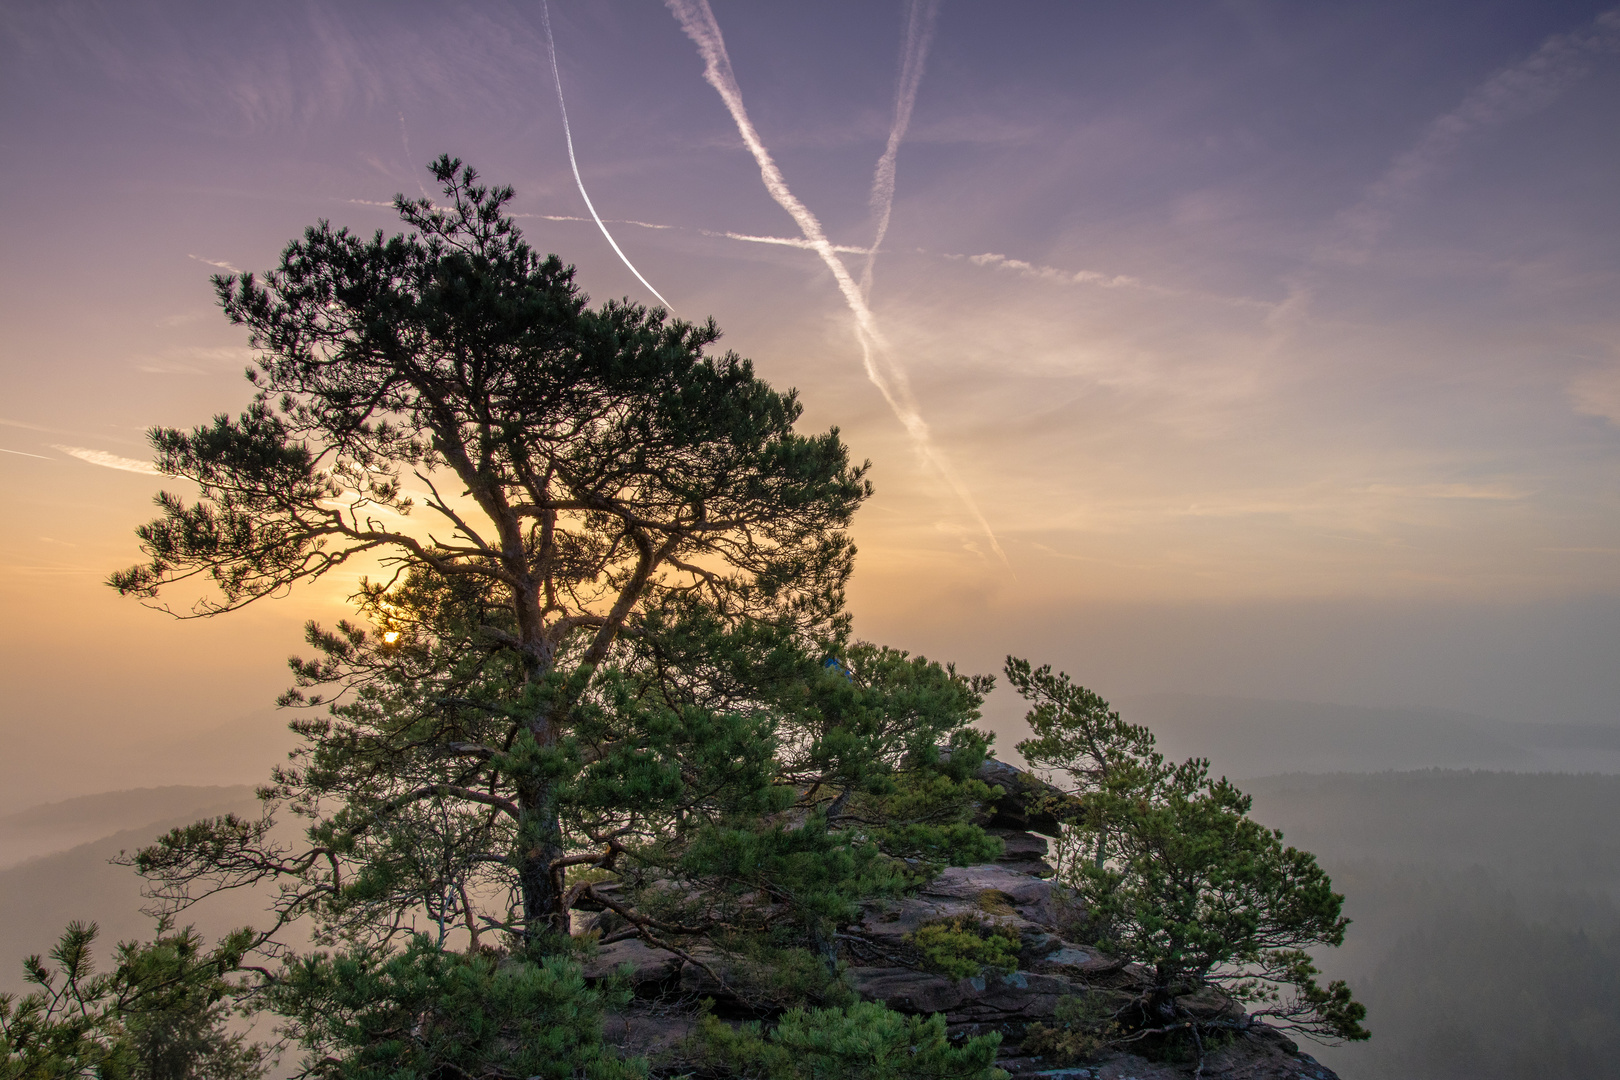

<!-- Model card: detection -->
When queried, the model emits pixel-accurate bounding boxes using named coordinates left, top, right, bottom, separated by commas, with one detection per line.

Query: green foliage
left=109, top=929, right=264, bottom=1080
left=1006, top=657, right=1368, bottom=1045
left=1074, top=763, right=1367, bottom=1041
left=866, top=820, right=1002, bottom=871
left=904, top=919, right=1020, bottom=981
left=94, top=157, right=1019, bottom=1080
left=661, top=814, right=906, bottom=936
left=112, top=155, right=875, bottom=938
left=691, top=1002, right=1005, bottom=1080
left=1005, top=658, right=1160, bottom=796
left=1005, top=657, right=1163, bottom=875
left=0, top=923, right=129, bottom=1080
left=0, top=922, right=263, bottom=1080
left=269, top=935, right=639, bottom=1080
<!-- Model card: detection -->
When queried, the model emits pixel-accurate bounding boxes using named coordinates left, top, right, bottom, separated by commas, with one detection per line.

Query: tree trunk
left=517, top=786, right=567, bottom=942
left=515, top=629, right=570, bottom=944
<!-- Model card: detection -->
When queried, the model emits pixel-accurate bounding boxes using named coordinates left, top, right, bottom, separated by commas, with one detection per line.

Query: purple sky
left=3, top=1, right=1619, bottom=806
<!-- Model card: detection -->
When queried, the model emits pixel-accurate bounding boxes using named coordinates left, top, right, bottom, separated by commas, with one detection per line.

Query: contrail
left=398, top=112, right=431, bottom=199
left=541, top=0, right=674, bottom=310
left=861, top=0, right=939, bottom=299
left=665, top=0, right=1006, bottom=562
left=714, top=230, right=870, bottom=254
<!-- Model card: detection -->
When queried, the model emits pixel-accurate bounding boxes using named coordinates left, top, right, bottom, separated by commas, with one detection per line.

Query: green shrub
left=905, top=918, right=1020, bottom=980
left=269, top=935, right=641, bottom=1080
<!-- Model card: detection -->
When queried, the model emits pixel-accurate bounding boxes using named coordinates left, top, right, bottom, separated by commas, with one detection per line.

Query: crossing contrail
left=861, top=0, right=939, bottom=300
left=715, top=230, right=870, bottom=254
left=665, top=0, right=1005, bottom=562
left=541, top=0, right=674, bottom=310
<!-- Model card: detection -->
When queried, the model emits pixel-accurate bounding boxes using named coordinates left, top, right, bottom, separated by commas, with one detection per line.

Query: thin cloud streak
left=664, top=0, right=1006, bottom=563
left=187, top=254, right=237, bottom=272
left=355, top=196, right=868, bottom=255
left=954, top=252, right=1279, bottom=311
left=351, top=197, right=677, bottom=233
left=541, top=0, right=673, bottom=310
left=1571, top=364, right=1620, bottom=426
left=1, top=448, right=52, bottom=460
left=1358, top=483, right=1529, bottom=501
left=53, top=446, right=159, bottom=474
left=963, top=252, right=1149, bottom=291
left=1, top=417, right=116, bottom=438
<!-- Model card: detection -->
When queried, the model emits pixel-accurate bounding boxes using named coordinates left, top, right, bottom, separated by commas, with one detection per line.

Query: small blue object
left=822, top=656, right=855, bottom=681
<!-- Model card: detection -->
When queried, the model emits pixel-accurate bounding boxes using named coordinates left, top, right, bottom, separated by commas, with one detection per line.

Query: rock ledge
left=583, top=760, right=1342, bottom=1079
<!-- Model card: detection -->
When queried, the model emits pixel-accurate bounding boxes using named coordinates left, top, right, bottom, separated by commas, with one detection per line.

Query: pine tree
left=111, top=159, right=1006, bottom=1079
left=113, top=156, right=880, bottom=939
left=1007, top=658, right=1369, bottom=1048
left=0, top=922, right=264, bottom=1080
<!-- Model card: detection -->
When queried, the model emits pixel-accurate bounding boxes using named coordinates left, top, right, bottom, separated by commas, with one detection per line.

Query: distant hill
left=0, top=709, right=297, bottom=815
left=0, top=785, right=257, bottom=868
left=1120, top=693, right=1620, bottom=778
left=1240, top=769, right=1620, bottom=1080
left=0, top=787, right=266, bottom=996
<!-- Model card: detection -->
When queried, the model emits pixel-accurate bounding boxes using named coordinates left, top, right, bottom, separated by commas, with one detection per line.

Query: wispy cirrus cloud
left=1, top=418, right=71, bottom=434
left=1328, top=7, right=1620, bottom=263
left=1570, top=362, right=1620, bottom=427
left=53, top=445, right=158, bottom=474
left=1358, top=483, right=1529, bottom=501
left=715, top=231, right=869, bottom=254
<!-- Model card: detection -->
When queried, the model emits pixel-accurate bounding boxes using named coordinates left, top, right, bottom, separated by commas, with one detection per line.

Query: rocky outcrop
left=583, top=760, right=1342, bottom=1079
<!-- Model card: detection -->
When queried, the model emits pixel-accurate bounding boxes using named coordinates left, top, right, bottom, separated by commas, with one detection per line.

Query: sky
left=2, top=0, right=1620, bottom=806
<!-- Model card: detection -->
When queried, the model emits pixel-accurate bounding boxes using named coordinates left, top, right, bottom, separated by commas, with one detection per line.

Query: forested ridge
left=1243, top=771, right=1620, bottom=1080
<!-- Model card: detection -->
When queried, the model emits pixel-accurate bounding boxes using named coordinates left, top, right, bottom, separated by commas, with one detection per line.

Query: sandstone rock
left=991, top=827, right=1056, bottom=877
left=1178, top=983, right=1249, bottom=1024
left=843, top=966, right=965, bottom=1015
left=923, top=862, right=1057, bottom=913
left=855, top=862, right=1058, bottom=949
left=598, top=1007, right=696, bottom=1058
left=1021, top=934, right=1121, bottom=977
left=675, top=945, right=735, bottom=998
left=976, top=758, right=1073, bottom=837
left=582, top=938, right=683, bottom=988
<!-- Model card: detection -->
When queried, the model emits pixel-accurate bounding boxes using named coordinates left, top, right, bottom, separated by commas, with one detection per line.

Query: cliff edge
left=581, top=758, right=1344, bottom=1079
